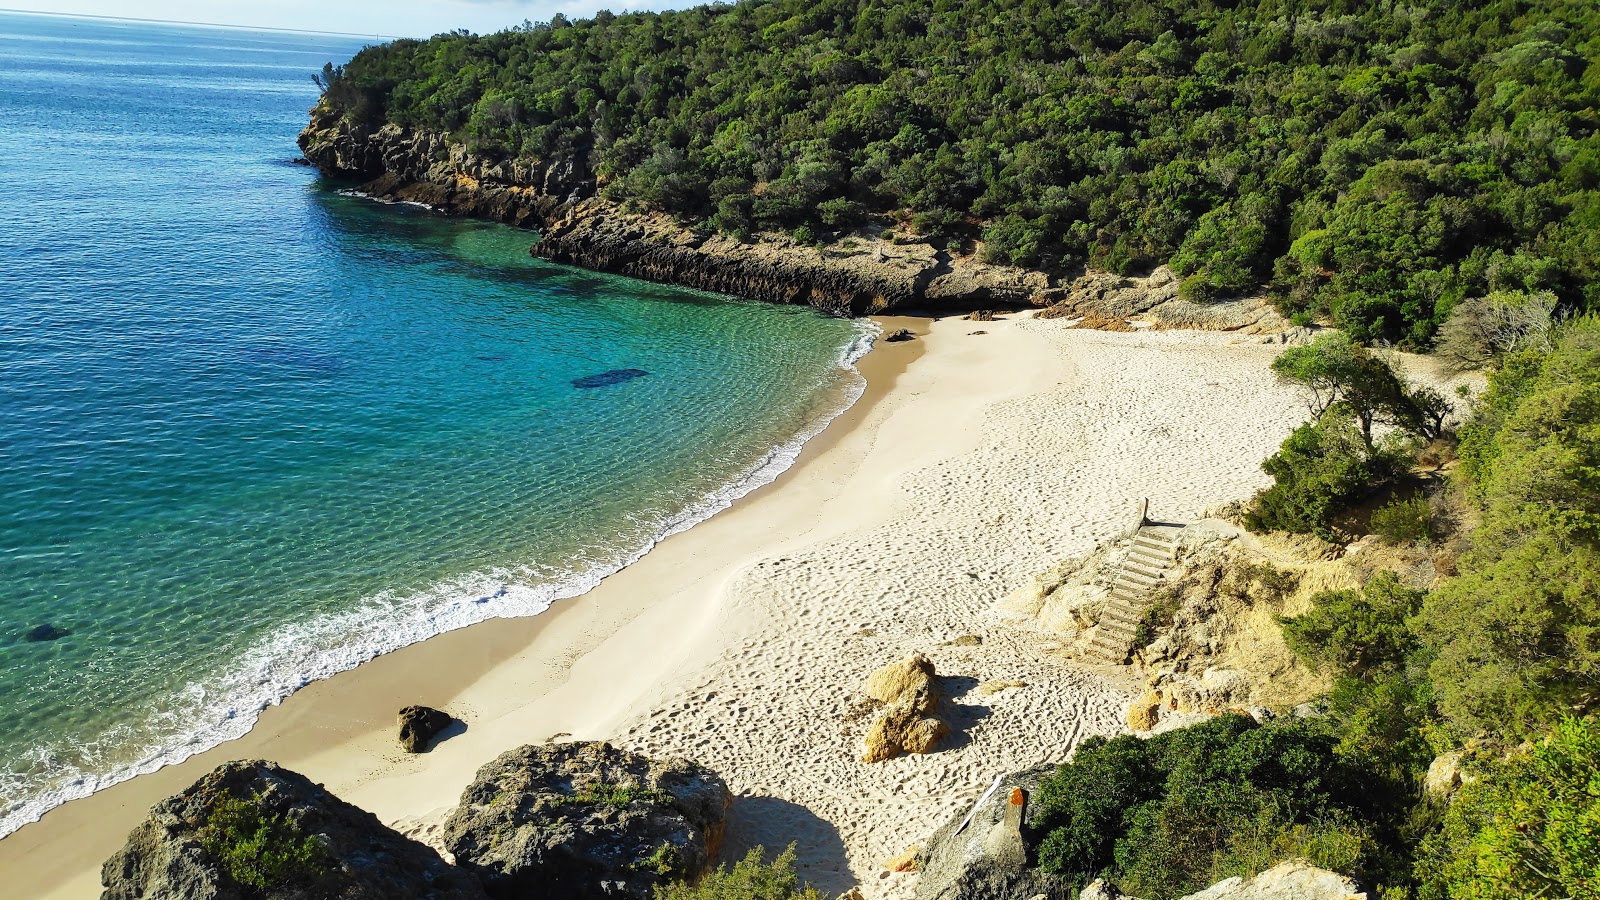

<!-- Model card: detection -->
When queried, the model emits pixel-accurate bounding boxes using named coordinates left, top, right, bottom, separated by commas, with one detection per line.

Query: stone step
left=1117, top=571, right=1159, bottom=589
left=1109, top=589, right=1144, bottom=605
left=1123, top=560, right=1166, bottom=580
left=1128, top=549, right=1171, bottom=569
left=1132, top=537, right=1177, bottom=556
left=1099, top=606, right=1144, bottom=627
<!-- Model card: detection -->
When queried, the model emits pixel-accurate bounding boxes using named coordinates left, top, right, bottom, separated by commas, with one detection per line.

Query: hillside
left=310, top=0, right=1600, bottom=343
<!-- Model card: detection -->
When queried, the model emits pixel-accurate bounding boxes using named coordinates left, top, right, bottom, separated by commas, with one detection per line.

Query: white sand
left=3, top=315, right=1310, bottom=899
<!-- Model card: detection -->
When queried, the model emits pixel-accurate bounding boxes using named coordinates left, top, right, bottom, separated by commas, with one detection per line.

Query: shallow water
left=0, top=12, right=867, bottom=835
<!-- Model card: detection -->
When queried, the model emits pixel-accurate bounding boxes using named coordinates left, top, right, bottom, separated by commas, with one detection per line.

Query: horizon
left=2, top=0, right=688, bottom=39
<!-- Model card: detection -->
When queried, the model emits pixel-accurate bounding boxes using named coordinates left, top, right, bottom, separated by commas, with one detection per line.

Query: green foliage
left=1271, top=333, right=1443, bottom=449
left=318, top=0, right=1600, bottom=343
left=631, top=842, right=684, bottom=877
left=1035, top=715, right=1401, bottom=898
left=199, top=794, right=328, bottom=893
left=1283, top=572, right=1425, bottom=677
left=1244, top=407, right=1398, bottom=539
left=1415, top=318, right=1600, bottom=740
left=1415, top=717, right=1600, bottom=900
left=1370, top=496, right=1433, bottom=545
left=559, top=781, right=675, bottom=808
left=654, top=845, right=823, bottom=900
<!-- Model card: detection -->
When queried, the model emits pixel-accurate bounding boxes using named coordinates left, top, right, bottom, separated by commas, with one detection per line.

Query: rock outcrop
left=101, top=760, right=486, bottom=900
left=914, top=767, right=1074, bottom=900
left=298, top=108, right=1300, bottom=329
left=861, top=653, right=950, bottom=763
left=440, top=741, right=731, bottom=900
left=1084, top=860, right=1368, bottom=900
left=397, top=705, right=454, bottom=753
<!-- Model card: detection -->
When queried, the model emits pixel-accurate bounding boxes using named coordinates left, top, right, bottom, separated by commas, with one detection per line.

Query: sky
left=6, top=1, right=684, bottom=38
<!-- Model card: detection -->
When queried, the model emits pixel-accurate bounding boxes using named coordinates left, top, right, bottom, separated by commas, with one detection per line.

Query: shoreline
left=0, top=315, right=926, bottom=899
left=3, top=313, right=1313, bottom=898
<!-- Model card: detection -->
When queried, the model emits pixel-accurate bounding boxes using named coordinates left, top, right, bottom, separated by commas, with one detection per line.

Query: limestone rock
left=440, top=741, right=731, bottom=900
left=884, top=845, right=921, bottom=872
left=915, top=768, right=1074, bottom=900
left=100, top=760, right=485, bottom=900
left=1423, top=750, right=1466, bottom=800
left=398, top=705, right=454, bottom=753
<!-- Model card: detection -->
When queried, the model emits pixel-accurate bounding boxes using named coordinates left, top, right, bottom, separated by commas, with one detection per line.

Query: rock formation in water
left=100, top=760, right=486, bottom=900
left=298, top=109, right=1295, bottom=329
left=440, top=741, right=731, bottom=900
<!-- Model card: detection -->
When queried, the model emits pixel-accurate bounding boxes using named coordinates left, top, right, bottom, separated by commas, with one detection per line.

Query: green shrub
left=1414, top=717, right=1600, bottom=900
left=654, top=845, right=823, bottom=900
left=1370, top=496, right=1432, bottom=545
left=199, top=794, right=328, bottom=892
left=790, top=225, right=815, bottom=244
left=1244, top=407, right=1397, bottom=539
left=1281, top=572, right=1425, bottom=676
left=1034, top=715, right=1398, bottom=898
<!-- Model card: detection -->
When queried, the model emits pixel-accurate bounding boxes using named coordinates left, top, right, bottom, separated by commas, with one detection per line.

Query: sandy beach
left=1, top=313, right=1312, bottom=899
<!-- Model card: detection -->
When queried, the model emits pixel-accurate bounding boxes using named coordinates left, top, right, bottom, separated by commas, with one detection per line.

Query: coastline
left=2, top=313, right=1312, bottom=898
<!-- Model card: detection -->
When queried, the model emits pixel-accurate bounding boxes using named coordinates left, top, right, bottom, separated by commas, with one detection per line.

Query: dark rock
left=571, top=368, right=649, bottom=389
left=398, top=705, right=454, bottom=753
left=101, top=760, right=487, bottom=900
left=966, top=310, right=995, bottom=321
left=884, top=329, right=916, bottom=342
left=915, top=767, right=1075, bottom=900
left=441, top=741, right=731, bottom=900
left=24, top=623, right=70, bottom=642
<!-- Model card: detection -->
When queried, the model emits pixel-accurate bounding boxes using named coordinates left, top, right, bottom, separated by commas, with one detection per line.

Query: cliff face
left=298, top=108, right=1293, bottom=328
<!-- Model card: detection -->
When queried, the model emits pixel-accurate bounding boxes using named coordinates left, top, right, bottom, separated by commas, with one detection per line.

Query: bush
left=199, top=794, right=327, bottom=892
left=1414, top=717, right=1600, bottom=900
left=1244, top=407, right=1397, bottom=539
left=1433, top=291, right=1559, bottom=374
left=655, top=846, right=822, bottom=900
left=1282, top=572, right=1425, bottom=677
left=1370, top=496, right=1432, bottom=544
left=1034, top=715, right=1398, bottom=898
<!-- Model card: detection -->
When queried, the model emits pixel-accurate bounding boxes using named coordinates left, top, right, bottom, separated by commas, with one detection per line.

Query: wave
left=0, top=320, right=878, bottom=839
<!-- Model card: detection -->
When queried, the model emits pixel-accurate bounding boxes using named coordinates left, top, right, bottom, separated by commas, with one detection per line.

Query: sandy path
left=2, top=314, right=1309, bottom=899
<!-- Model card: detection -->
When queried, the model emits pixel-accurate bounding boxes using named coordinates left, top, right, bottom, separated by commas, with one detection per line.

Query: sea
left=0, top=11, right=869, bottom=837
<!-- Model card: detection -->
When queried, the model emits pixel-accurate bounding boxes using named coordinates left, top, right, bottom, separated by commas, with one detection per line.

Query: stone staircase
left=1081, top=525, right=1184, bottom=664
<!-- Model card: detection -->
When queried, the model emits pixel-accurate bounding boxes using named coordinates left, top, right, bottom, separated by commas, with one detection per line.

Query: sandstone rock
left=884, top=845, right=921, bottom=872
left=885, top=328, right=916, bottom=342
left=398, top=705, right=454, bottom=753
left=837, top=889, right=866, bottom=900
left=440, top=741, right=730, bottom=900
left=966, top=309, right=995, bottom=321
left=1423, top=750, right=1466, bottom=800
left=863, top=703, right=950, bottom=763
left=1126, top=692, right=1161, bottom=732
left=101, top=760, right=485, bottom=900
left=915, top=768, right=1074, bottom=900
left=861, top=653, right=950, bottom=762
left=865, top=652, right=939, bottom=706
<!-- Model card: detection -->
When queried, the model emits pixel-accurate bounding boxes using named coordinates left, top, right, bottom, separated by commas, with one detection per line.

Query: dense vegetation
left=316, top=0, right=1600, bottom=344
left=655, top=846, right=822, bottom=900
left=200, top=794, right=328, bottom=892
left=1034, top=714, right=1408, bottom=896
left=1177, top=315, right=1600, bottom=899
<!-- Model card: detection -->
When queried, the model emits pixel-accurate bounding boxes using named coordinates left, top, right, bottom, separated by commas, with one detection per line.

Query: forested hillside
left=318, top=0, right=1600, bottom=345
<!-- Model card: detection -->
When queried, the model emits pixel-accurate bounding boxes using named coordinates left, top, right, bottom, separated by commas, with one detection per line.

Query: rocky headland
left=297, top=108, right=1295, bottom=330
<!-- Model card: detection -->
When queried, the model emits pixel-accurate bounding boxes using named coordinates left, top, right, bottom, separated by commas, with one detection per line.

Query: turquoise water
left=0, top=13, right=867, bottom=836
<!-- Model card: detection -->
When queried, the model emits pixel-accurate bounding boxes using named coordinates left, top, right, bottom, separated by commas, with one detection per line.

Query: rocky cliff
left=101, top=760, right=486, bottom=900
left=298, top=108, right=1296, bottom=327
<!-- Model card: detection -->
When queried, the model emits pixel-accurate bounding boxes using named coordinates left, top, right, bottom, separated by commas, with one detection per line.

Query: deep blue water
left=0, top=12, right=866, bottom=835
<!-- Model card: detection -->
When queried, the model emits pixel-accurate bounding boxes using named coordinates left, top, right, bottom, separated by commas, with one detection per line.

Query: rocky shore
left=297, top=108, right=1294, bottom=330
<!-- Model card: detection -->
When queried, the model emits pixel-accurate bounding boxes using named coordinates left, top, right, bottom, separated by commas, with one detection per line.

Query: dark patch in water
left=24, top=623, right=70, bottom=642
left=572, top=368, right=649, bottom=389
left=476, top=355, right=506, bottom=362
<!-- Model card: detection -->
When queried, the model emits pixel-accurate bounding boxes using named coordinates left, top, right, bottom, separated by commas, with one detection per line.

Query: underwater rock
left=24, top=623, right=70, bottom=642
left=572, top=368, right=649, bottom=388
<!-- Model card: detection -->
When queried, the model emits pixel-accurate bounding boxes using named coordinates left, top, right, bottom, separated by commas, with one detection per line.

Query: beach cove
left=3, top=313, right=1313, bottom=898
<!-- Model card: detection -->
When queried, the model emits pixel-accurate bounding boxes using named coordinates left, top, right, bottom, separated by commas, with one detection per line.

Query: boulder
left=398, top=705, right=454, bottom=753
left=101, top=760, right=486, bottom=900
left=884, top=328, right=916, bottom=342
left=865, top=652, right=939, bottom=706
left=440, top=741, right=731, bottom=900
left=915, top=767, right=1075, bottom=900
left=1126, top=692, right=1161, bottom=732
left=862, top=653, right=950, bottom=763
left=1083, top=861, right=1368, bottom=899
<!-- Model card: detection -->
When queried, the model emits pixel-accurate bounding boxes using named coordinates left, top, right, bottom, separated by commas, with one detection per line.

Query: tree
left=1271, top=333, right=1443, bottom=450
